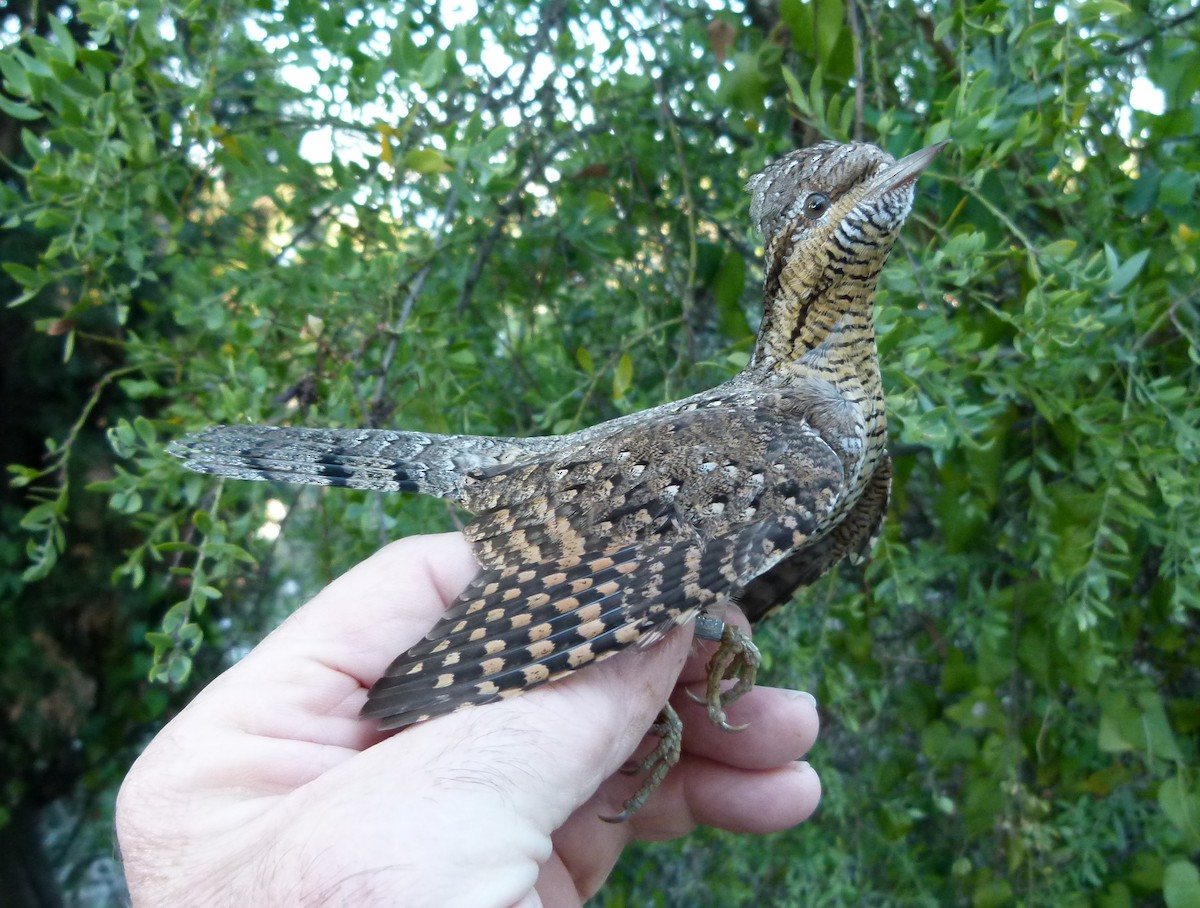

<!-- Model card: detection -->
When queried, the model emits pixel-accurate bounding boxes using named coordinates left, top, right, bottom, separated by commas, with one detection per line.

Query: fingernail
left=789, top=690, right=818, bottom=709
left=795, top=760, right=813, bottom=773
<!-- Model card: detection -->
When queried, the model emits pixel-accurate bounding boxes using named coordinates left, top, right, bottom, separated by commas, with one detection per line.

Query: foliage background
left=1, top=0, right=1197, bottom=905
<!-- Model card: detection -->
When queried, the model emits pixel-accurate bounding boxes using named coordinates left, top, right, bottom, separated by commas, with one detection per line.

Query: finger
left=299, top=621, right=696, bottom=889
left=263, top=532, right=481, bottom=685
left=683, top=758, right=821, bottom=834
left=675, top=685, right=819, bottom=770
left=191, top=534, right=478, bottom=748
left=548, top=805, right=633, bottom=902
left=534, top=855, right=587, bottom=908
left=360, top=620, right=695, bottom=823
left=551, top=752, right=822, bottom=896
left=630, top=757, right=821, bottom=841
left=567, top=683, right=817, bottom=832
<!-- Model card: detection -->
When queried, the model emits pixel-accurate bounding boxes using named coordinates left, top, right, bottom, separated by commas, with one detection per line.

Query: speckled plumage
left=170, top=139, right=943, bottom=816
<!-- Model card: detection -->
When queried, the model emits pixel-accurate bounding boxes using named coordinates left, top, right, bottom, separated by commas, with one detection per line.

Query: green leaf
left=576, top=346, right=595, bottom=374
left=108, top=420, right=138, bottom=458
left=205, top=542, right=257, bottom=564
left=110, top=488, right=144, bottom=514
left=1106, top=247, right=1150, bottom=295
left=1041, top=239, right=1076, bottom=259
left=1159, top=170, right=1196, bottom=207
left=417, top=48, right=446, bottom=89
left=153, top=542, right=197, bottom=555
left=613, top=352, right=634, bottom=400
left=166, top=651, right=193, bottom=685
left=47, top=15, right=78, bottom=67
left=192, top=509, right=214, bottom=535
left=19, top=500, right=61, bottom=531
left=809, top=65, right=824, bottom=117
left=782, top=0, right=844, bottom=68
left=1159, top=776, right=1200, bottom=849
left=0, top=94, right=42, bottom=121
left=1090, top=0, right=1132, bottom=16
left=972, top=879, right=1014, bottom=908
left=3, top=262, right=40, bottom=286
left=812, top=0, right=846, bottom=69
left=719, top=51, right=769, bottom=114
left=1164, top=862, right=1200, bottom=908
left=0, top=51, right=32, bottom=96
left=780, top=65, right=812, bottom=116
left=19, top=127, right=45, bottom=160
left=1098, top=688, right=1183, bottom=761
left=927, top=120, right=952, bottom=146
left=6, top=464, right=39, bottom=488
left=119, top=378, right=164, bottom=400
left=161, top=602, right=187, bottom=635
left=134, top=416, right=157, bottom=445
left=778, top=0, right=807, bottom=40
left=145, top=630, right=172, bottom=649
left=178, top=622, right=204, bottom=653
left=897, top=406, right=954, bottom=451
left=404, top=148, right=451, bottom=174
left=1097, top=692, right=1136, bottom=752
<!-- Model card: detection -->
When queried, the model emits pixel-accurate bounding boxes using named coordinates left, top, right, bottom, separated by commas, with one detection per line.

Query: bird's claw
left=701, top=622, right=761, bottom=732
left=603, top=703, right=683, bottom=822
left=683, top=683, right=750, bottom=731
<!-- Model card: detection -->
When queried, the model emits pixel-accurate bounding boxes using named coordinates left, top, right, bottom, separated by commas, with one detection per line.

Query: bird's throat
left=752, top=268, right=882, bottom=371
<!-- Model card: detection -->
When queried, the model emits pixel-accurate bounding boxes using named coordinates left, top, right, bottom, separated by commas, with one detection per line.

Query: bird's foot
left=603, top=703, right=683, bottom=822
left=689, top=620, right=761, bottom=732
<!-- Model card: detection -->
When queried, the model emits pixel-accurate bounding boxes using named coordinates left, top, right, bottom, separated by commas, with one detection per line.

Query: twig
left=1113, top=6, right=1199, bottom=53
left=454, top=120, right=611, bottom=315
left=370, top=184, right=460, bottom=414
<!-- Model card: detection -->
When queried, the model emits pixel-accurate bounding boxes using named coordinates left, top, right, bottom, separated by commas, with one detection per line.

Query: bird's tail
left=168, top=425, right=539, bottom=501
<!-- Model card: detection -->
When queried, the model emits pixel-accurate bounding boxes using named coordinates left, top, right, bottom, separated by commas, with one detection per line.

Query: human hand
left=116, top=532, right=820, bottom=907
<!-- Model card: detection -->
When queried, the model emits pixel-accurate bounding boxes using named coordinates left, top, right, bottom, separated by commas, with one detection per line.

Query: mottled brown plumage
left=170, top=139, right=943, bottom=817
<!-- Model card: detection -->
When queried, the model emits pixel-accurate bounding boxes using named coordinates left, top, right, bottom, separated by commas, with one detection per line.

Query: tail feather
left=168, top=425, right=542, bottom=499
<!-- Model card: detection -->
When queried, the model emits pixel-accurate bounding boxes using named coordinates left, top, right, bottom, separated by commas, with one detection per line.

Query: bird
left=169, top=139, right=944, bottom=819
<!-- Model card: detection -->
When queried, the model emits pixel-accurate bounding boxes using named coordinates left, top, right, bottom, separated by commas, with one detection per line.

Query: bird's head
left=746, top=140, right=944, bottom=364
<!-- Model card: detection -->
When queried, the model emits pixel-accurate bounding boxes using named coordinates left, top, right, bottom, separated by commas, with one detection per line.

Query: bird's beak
left=874, top=141, right=948, bottom=192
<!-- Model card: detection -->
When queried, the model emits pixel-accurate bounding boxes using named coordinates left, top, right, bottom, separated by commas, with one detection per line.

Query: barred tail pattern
left=169, top=425, right=547, bottom=501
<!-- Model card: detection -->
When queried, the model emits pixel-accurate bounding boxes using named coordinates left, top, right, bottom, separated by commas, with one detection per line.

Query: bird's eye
left=803, top=193, right=831, bottom=219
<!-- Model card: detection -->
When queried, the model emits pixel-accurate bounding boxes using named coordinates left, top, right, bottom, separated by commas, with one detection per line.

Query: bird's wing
left=736, top=454, right=891, bottom=623
left=362, top=402, right=847, bottom=729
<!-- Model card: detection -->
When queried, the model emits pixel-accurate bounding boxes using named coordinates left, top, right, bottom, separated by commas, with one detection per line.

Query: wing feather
left=737, top=454, right=891, bottom=622
left=363, top=537, right=726, bottom=728
left=362, top=403, right=850, bottom=729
